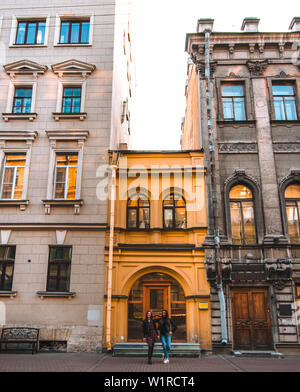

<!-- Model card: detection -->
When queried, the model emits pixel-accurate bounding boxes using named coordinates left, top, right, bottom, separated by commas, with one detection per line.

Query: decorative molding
left=227, top=72, right=241, bottom=78
left=279, top=168, right=300, bottom=191
left=0, top=130, right=38, bottom=143
left=192, top=60, right=217, bottom=78
left=3, top=59, right=47, bottom=76
left=0, top=200, right=29, bottom=211
left=37, top=291, right=76, bottom=300
left=56, top=230, right=67, bottom=245
left=42, top=200, right=83, bottom=215
left=0, top=291, right=17, bottom=299
left=224, top=168, right=260, bottom=190
left=2, top=113, right=37, bottom=122
left=273, top=70, right=292, bottom=78
left=246, top=60, right=269, bottom=76
left=51, top=59, right=96, bottom=77
left=52, top=112, right=87, bottom=122
left=219, top=143, right=258, bottom=154
left=0, top=230, right=11, bottom=245
left=273, top=143, right=300, bottom=153
left=45, top=130, right=89, bottom=145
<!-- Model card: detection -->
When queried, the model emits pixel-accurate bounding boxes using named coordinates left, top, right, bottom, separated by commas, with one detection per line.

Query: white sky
left=130, top=0, right=299, bottom=150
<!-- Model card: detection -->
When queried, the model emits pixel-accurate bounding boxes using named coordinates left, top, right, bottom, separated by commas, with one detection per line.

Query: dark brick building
left=182, top=17, right=300, bottom=354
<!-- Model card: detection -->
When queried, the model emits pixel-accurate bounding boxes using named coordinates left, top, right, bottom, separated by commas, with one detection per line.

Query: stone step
left=112, top=343, right=201, bottom=358
left=232, top=350, right=284, bottom=359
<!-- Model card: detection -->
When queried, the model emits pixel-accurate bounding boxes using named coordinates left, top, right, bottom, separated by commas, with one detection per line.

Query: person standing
left=157, top=309, right=176, bottom=364
left=142, top=310, right=158, bottom=365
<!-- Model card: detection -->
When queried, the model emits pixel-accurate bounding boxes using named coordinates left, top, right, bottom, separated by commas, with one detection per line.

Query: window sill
left=0, top=200, right=29, bottom=211
left=54, top=43, right=92, bottom=47
left=2, top=113, right=37, bottom=122
left=271, top=120, right=300, bottom=125
left=9, top=44, right=48, bottom=48
left=0, top=291, right=17, bottom=298
left=36, top=291, right=76, bottom=300
left=217, top=120, right=256, bottom=126
left=52, top=112, right=87, bottom=121
left=42, top=199, right=83, bottom=215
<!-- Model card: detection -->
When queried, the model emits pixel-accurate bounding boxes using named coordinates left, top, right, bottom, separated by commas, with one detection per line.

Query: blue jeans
left=160, top=333, right=171, bottom=359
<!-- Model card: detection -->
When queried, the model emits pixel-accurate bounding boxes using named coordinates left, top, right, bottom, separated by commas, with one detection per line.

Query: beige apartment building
left=0, top=0, right=134, bottom=352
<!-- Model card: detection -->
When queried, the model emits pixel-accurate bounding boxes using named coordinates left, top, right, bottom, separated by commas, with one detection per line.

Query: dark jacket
left=157, top=317, right=177, bottom=335
left=142, top=318, right=158, bottom=338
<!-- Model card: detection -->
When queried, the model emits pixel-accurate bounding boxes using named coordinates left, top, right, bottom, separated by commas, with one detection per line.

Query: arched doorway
left=127, top=272, right=186, bottom=341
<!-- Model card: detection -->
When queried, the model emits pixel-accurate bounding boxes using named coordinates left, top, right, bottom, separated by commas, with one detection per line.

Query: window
left=127, top=193, right=150, bottom=229
left=229, top=185, right=256, bottom=244
left=46, top=246, right=72, bottom=292
left=272, top=83, right=298, bottom=121
left=285, top=184, right=300, bottom=243
left=0, top=246, right=16, bottom=291
left=16, top=20, right=46, bottom=45
left=59, top=20, right=90, bottom=44
left=0, top=153, right=26, bottom=200
left=13, top=87, right=32, bottom=114
left=221, top=84, right=246, bottom=121
left=62, top=87, right=82, bottom=114
left=163, top=193, right=186, bottom=229
left=54, top=153, right=78, bottom=200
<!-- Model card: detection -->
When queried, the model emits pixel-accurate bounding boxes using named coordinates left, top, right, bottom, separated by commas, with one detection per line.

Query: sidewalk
left=0, top=352, right=300, bottom=372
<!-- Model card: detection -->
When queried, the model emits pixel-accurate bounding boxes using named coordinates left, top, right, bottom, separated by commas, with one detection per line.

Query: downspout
left=197, top=68, right=203, bottom=149
left=106, top=153, right=118, bottom=351
left=204, top=30, right=228, bottom=345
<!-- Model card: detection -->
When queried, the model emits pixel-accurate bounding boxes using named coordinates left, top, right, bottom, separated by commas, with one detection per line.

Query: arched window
left=163, top=193, right=186, bottom=229
left=285, top=183, right=300, bottom=243
left=229, top=185, right=256, bottom=244
left=127, top=193, right=150, bottom=229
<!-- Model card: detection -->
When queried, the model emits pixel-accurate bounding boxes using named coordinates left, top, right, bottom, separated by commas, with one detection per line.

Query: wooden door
left=231, top=288, right=273, bottom=351
left=144, top=283, right=171, bottom=320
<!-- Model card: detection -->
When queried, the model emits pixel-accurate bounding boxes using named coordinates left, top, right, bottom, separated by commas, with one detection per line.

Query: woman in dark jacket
left=142, top=310, right=158, bottom=364
left=157, top=309, right=176, bottom=364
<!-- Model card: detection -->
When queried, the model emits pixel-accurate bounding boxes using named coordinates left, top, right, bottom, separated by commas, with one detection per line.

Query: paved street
left=0, top=352, right=300, bottom=372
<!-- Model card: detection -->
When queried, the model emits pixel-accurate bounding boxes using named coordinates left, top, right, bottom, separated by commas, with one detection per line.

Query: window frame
left=46, top=246, right=72, bottom=293
left=15, top=20, right=46, bottom=45
left=284, top=183, right=300, bottom=243
left=54, top=80, right=86, bottom=118
left=6, top=80, right=37, bottom=115
left=229, top=196, right=257, bottom=245
left=127, top=193, right=150, bottom=229
left=216, top=78, right=253, bottom=122
left=53, top=152, right=79, bottom=200
left=59, top=20, right=90, bottom=45
left=54, top=14, right=94, bottom=46
left=12, top=86, right=33, bottom=114
left=62, top=86, right=82, bottom=114
left=0, top=246, right=16, bottom=292
left=0, top=149, right=31, bottom=201
left=163, top=193, right=187, bottom=230
left=9, top=15, right=50, bottom=47
left=220, top=82, right=247, bottom=122
left=271, top=81, right=298, bottom=121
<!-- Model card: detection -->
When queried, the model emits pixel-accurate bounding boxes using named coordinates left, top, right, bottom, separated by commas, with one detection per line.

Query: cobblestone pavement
left=0, top=353, right=300, bottom=372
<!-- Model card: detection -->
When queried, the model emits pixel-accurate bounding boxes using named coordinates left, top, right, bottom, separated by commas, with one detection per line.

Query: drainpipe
left=106, top=155, right=118, bottom=351
left=204, top=29, right=228, bottom=345
left=197, top=69, right=203, bottom=149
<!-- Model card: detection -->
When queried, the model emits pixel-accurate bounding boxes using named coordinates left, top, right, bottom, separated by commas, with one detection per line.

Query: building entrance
left=127, top=273, right=186, bottom=341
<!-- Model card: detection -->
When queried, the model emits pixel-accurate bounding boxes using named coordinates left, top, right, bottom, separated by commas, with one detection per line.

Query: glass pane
left=58, top=264, right=70, bottom=292
left=234, top=98, right=246, bottom=121
left=223, top=98, right=234, bottom=119
left=57, top=154, right=78, bottom=167
left=70, top=22, right=80, bottom=43
left=150, top=289, right=164, bottom=312
left=62, top=98, right=72, bottom=113
left=286, top=202, right=300, bottom=243
left=23, top=98, right=32, bottom=113
left=72, top=88, right=81, bottom=97
left=230, top=185, right=252, bottom=199
left=2, top=168, right=14, bottom=199
left=222, top=85, right=244, bottom=97
left=0, top=247, right=16, bottom=262
left=47, top=264, right=58, bottom=291
left=72, top=97, right=81, bottom=113
left=285, top=184, right=300, bottom=199
left=26, top=23, right=37, bottom=44
left=285, top=98, right=297, bottom=120
left=129, top=280, right=143, bottom=301
left=13, top=101, right=22, bottom=113
left=242, top=201, right=256, bottom=244
left=13, top=167, right=25, bottom=200
left=55, top=168, right=66, bottom=199
left=128, top=209, right=137, bottom=228
left=272, top=85, right=294, bottom=96
left=16, top=23, right=26, bottom=44
left=164, top=209, right=174, bottom=228
left=274, top=97, right=286, bottom=120
left=230, top=202, right=242, bottom=244
left=36, top=22, right=46, bottom=44
left=81, top=22, right=90, bottom=43
left=60, top=22, right=69, bottom=43
left=171, top=302, right=186, bottom=341
left=175, top=208, right=186, bottom=228
left=128, top=199, right=138, bottom=207
left=128, top=303, right=143, bottom=340
left=171, top=283, right=185, bottom=302
left=64, top=88, right=74, bottom=97
left=3, top=264, right=13, bottom=290
left=67, top=167, right=77, bottom=199
left=139, top=207, right=150, bottom=228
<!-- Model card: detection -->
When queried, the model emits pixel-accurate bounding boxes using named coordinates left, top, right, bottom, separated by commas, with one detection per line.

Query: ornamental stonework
left=219, top=143, right=258, bottom=154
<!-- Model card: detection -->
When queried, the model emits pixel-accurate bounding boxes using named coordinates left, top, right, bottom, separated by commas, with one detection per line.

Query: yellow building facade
left=103, top=150, right=212, bottom=352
